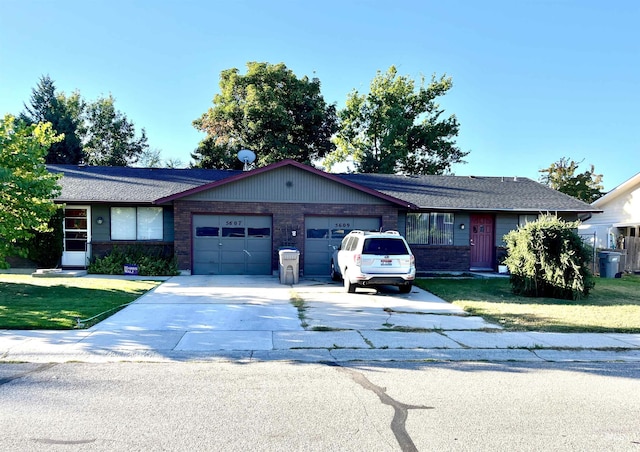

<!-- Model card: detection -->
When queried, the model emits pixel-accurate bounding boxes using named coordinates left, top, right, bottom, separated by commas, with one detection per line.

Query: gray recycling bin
left=599, top=251, right=621, bottom=278
left=279, top=248, right=300, bottom=284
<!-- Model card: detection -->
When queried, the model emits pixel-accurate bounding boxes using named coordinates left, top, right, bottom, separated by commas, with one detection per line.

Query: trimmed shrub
left=503, top=215, right=595, bottom=300
left=26, top=209, right=64, bottom=268
left=88, top=245, right=180, bottom=276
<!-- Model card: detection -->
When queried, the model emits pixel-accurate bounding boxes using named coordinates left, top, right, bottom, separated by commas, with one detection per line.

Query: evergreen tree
left=21, top=75, right=85, bottom=164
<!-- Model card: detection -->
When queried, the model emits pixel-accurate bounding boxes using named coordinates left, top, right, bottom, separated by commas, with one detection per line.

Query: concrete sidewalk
left=1, top=275, right=639, bottom=363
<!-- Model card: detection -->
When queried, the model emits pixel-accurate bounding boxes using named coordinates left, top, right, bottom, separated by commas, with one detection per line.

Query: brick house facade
left=48, top=159, right=599, bottom=275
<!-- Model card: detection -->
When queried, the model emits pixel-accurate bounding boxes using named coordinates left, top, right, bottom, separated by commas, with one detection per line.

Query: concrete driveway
left=80, top=275, right=497, bottom=353
left=93, top=275, right=488, bottom=332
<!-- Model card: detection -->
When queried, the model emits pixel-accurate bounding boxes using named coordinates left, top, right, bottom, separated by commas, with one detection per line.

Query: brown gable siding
left=183, top=165, right=385, bottom=205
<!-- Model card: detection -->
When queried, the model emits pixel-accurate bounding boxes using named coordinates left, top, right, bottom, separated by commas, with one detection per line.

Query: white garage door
left=304, top=216, right=381, bottom=276
left=193, top=215, right=272, bottom=275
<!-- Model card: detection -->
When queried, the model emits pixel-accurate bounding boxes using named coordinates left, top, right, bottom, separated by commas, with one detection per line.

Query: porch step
left=32, top=269, right=88, bottom=278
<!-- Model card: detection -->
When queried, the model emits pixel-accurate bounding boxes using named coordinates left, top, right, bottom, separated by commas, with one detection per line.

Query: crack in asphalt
left=329, top=363, right=434, bottom=452
left=0, top=363, right=56, bottom=386
left=32, top=438, right=97, bottom=445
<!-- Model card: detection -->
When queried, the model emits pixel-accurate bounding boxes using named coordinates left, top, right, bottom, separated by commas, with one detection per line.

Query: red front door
left=470, top=214, right=494, bottom=270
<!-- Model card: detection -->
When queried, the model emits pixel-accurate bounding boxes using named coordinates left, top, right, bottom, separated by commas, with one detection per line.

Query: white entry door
left=61, top=206, right=91, bottom=267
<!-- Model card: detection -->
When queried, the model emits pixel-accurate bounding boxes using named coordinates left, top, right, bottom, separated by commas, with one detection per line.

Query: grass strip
left=415, top=275, right=640, bottom=333
left=0, top=275, right=161, bottom=329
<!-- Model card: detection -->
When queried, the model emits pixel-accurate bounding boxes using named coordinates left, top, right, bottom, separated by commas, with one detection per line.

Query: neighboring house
left=48, top=159, right=598, bottom=275
left=579, top=172, right=640, bottom=272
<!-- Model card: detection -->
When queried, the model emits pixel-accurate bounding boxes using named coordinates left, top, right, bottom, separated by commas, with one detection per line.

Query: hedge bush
left=26, top=209, right=64, bottom=268
left=503, top=215, right=595, bottom=300
left=88, top=245, right=180, bottom=276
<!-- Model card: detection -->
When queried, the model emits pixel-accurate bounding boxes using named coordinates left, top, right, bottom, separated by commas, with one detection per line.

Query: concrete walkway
left=1, top=275, right=639, bottom=363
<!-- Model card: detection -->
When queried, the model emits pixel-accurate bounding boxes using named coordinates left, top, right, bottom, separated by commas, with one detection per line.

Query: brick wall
left=411, top=245, right=471, bottom=272
left=174, top=200, right=398, bottom=273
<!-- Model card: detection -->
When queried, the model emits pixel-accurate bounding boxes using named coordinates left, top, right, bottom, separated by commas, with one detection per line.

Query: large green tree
left=0, top=115, right=62, bottom=268
left=190, top=136, right=244, bottom=170
left=539, top=157, right=604, bottom=203
left=325, top=66, right=468, bottom=175
left=21, top=76, right=150, bottom=167
left=20, top=75, right=85, bottom=164
left=193, top=62, right=338, bottom=168
left=83, top=95, right=149, bottom=166
left=137, top=148, right=185, bottom=169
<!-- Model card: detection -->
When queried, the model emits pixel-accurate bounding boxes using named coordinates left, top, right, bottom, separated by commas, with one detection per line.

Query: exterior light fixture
left=96, top=217, right=104, bottom=225
left=459, top=223, right=465, bottom=230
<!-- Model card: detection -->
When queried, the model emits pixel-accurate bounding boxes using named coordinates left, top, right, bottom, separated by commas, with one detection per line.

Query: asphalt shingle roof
left=48, top=165, right=238, bottom=204
left=48, top=163, right=598, bottom=213
left=339, top=173, right=598, bottom=212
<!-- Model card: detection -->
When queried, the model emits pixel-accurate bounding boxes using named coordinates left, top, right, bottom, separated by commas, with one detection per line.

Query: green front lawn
left=0, top=275, right=161, bottom=329
left=415, top=274, right=640, bottom=333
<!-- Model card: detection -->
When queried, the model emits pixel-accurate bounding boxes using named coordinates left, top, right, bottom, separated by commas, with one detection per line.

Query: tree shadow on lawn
left=418, top=277, right=640, bottom=308
left=478, top=310, right=640, bottom=333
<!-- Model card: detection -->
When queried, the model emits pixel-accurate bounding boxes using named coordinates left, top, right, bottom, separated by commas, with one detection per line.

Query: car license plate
left=380, top=259, right=392, bottom=266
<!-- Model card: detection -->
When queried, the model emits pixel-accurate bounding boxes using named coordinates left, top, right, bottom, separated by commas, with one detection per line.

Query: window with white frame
left=137, top=207, right=163, bottom=240
left=518, top=214, right=538, bottom=227
left=406, top=212, right=454, bottom=245
left=111, top=207, right=163, bottom=240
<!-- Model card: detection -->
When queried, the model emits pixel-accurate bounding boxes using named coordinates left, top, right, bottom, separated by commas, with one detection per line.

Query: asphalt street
left=1, top=361, right=639, bottom=451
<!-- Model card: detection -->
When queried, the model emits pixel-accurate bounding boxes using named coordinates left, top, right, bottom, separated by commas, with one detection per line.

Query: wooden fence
left=625, top=236, right=640, bottom=273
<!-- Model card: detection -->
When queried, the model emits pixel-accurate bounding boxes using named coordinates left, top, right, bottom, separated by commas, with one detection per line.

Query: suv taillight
left=410, top=254, right=415, bottom=266
left=354, top=253, right=361, bottom=267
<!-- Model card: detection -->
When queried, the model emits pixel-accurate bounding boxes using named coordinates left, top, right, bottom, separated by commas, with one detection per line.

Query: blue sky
left=1, top=0, right=638, bottom=191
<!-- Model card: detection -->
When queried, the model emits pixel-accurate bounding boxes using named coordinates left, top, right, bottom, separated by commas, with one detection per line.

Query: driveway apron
left=88, top=275, right=303, bottom=351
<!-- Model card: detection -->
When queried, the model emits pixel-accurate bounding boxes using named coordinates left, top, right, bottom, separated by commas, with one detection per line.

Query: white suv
left=331, top=230, right=416, bottom=293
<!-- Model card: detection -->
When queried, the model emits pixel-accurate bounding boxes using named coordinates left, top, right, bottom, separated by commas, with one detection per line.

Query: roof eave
left=411, top=207, right=603, bottom=213
left=592, top=172, right=640, bottom=207
left=55, top=199, right=156, bottom=205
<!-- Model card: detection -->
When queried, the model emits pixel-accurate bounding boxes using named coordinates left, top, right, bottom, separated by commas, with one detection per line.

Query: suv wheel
left=343, top=271, right=356, bottom=293
left=330, top=260, right=341, bottom=281
left=398, top=284, right=412, bottom=294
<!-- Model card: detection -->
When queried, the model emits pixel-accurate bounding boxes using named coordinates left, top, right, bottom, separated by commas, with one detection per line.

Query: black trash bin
left=599, top=251, right=621, bottom=278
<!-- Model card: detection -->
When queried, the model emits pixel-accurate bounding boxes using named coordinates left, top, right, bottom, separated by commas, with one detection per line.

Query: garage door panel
left=195, top=249, right=219, bottom=261
left=220, top=262, right=246, bottom=274
left=247, top=245, right=271, bottom=254
left=194, top=251, right=219, bottom=266
left=304, top=216, right=380, bottom=276
left=220, top=249, right=245, bottom=261
left=193, top=215, right=272, bottom=275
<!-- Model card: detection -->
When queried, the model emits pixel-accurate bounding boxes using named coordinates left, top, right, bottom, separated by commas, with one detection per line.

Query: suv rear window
left=362, top=238, right=408, bottom=255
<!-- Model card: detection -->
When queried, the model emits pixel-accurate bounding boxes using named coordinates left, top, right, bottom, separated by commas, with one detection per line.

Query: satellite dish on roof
left=237, top=149, right=256, bottom=171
